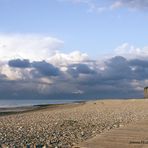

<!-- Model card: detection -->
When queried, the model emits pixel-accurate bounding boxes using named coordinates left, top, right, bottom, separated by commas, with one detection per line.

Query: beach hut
left=144, top=87, right=148, bottom=98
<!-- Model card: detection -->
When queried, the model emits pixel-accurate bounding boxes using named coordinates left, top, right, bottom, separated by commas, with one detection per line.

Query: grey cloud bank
left=1, top=55, right=147, bottom=100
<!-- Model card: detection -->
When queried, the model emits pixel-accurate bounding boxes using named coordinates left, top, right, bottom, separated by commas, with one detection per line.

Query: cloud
left=103, top=56, right=132, bottom=80
left=48, top=51, right=89, bottom=66
left=8, top=58, right=61, bottom=77
left=0, top=33, right=89, bottom=67
left=67, top=63, right=96, bottom=77
left=0, top=54, right=148, bottom=99
left=75, top=63, right=95, bottom=74
left=114, top=43, right=148, bottom=59
left=0, top=33, right=148, bottom=99
left=59, top=0, right=148, bottom=12
left=111, top=0, right=148, bottom=10
left=129, top=59, right=148, bottom=68
left=0, top=34, right=64, bottom=61
left=8, top=59, right=31, bottom=68
left=31, top=61, right=60, bottom=77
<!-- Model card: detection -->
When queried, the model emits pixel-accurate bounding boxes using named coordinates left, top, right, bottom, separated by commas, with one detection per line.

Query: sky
left=0, top=0, right=148, bottom=99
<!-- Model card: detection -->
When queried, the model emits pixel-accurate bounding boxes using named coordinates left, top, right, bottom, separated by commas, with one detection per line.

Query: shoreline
left=0, top=98, right=143, bottom=112
left=0, top=99, right=86, bottom=108
left=0, top=101, right=86, bottom=116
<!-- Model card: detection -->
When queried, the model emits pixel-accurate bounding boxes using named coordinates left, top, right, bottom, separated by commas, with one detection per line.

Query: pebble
left=0, top=100, right=148, bottom=147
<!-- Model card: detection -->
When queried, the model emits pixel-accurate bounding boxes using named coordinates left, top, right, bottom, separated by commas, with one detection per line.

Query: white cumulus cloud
left=0, top=33, right=91, bottom=81
left=114, top=43, right=148, bottom=59
left=49, top=51, right=89, bottom=67
left=0, top=34, right=64, bottom=61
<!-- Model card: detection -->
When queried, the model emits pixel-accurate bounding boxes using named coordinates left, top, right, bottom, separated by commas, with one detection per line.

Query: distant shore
left=0, top=99, right=85, bottom=109
left=0, top=101, right=85, bottom=116
left=0, top=99, right=148, bottom=147
left=0, top=105, right=46, bottom=116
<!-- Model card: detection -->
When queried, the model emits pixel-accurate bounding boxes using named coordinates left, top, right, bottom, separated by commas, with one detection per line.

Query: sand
left=0, top=99, right=148, bottom=147
left=78, top=118, right=148, bottom=148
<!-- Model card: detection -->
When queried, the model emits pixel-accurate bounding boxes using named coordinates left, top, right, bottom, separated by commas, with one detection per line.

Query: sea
left=0, top=99, right=83, bottom=108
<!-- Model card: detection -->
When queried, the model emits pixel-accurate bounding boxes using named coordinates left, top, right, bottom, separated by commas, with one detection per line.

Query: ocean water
left=0, top=99, right=80, bottom=108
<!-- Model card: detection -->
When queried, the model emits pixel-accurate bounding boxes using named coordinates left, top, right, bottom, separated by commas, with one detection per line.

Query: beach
left=0, top=99, right=148, bottom=147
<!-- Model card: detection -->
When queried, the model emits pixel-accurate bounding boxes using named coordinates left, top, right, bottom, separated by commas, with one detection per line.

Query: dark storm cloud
left=76, top=64, right=95, bottom=74
left=128, top=59, right=148, bottom=80
left=67, top=56, right=148, bottom=99
left=98, top=56, right=148, bottom=83
left=8, top=59, right=61, bottom=77
left=0, top=79, right=52, bottom=99
left=3, top=56, right=148, bottom=99
left=103, top=56, right=132, bottom=80
left=8, top=59, right=31, bottom=68
left=129, top=59, right=148, bottom=68
left=67, top=63, right=96, bottom=77
left=31, top=61, right=60, bottom=77
left=77, top=56, right=132, bottom=85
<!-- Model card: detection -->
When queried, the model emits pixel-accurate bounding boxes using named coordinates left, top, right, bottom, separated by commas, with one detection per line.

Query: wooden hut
left=144, top=87, right=148, bottom=98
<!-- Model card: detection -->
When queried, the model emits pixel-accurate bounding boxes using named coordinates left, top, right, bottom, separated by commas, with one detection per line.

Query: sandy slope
left=77, top=118, right=148, bottom=148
